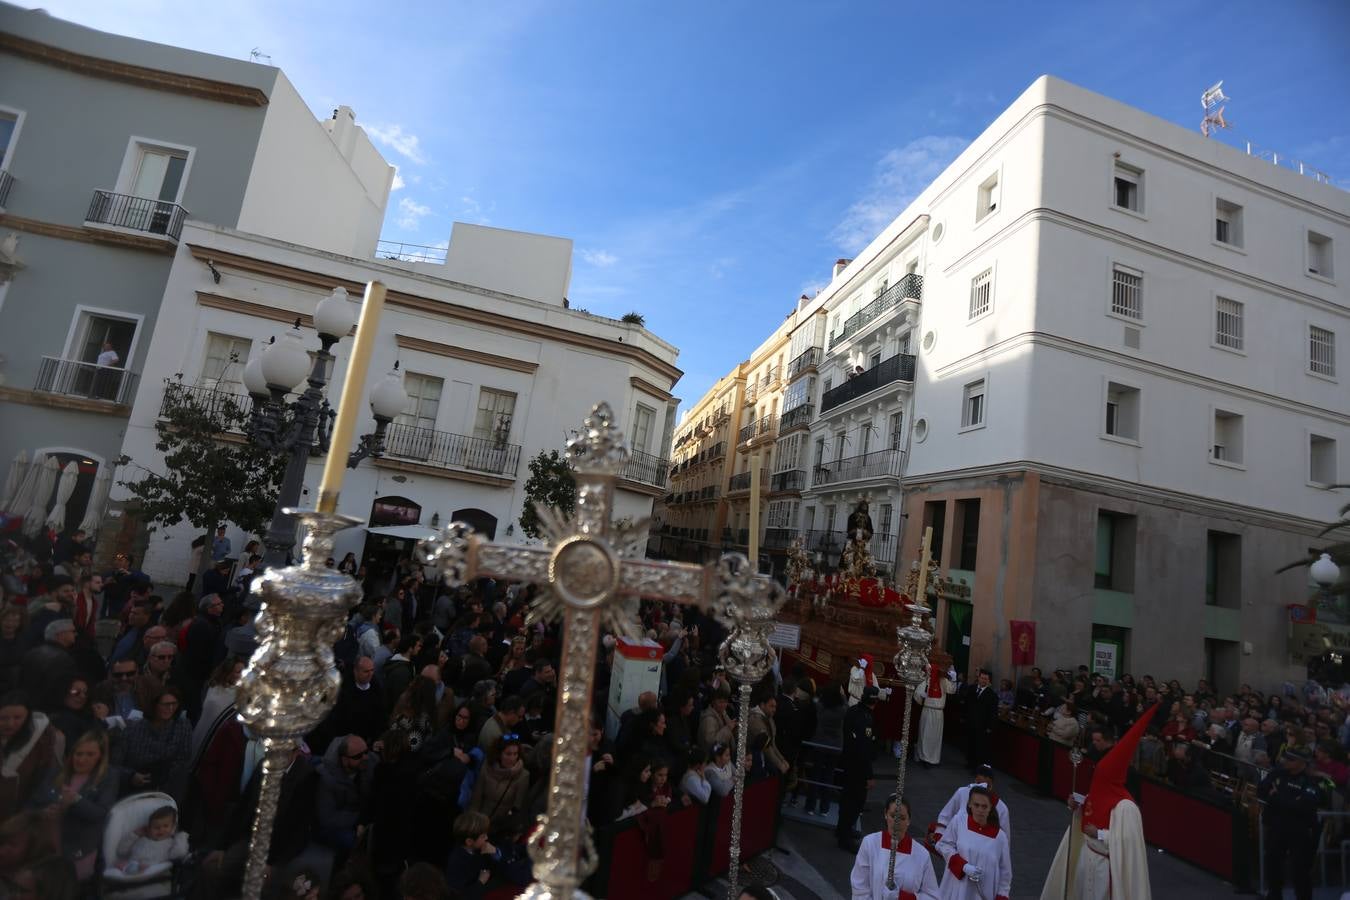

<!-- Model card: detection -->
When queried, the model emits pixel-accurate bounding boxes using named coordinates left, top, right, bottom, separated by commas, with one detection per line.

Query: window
left=823, top=505, right=836, bottom=534
left=879, top=504, right=893, bottom=536
left=923, top=500, right=946, bottom=563
left=0, top=108, right=21, bottom=171
left=813, top=437, right=826, bottom=469
left=1310, top=434, right=1338, bottom=485
left=1214, top=297, right=1244, bottom=351
left=1215, top=198, right=1243, bottom=248
left=899, top=332, right=912, bottom=355
left=1310, top=326, right=1336, bottom=377
left=1212, top=409, right=1244, bottom=465
left=834, top=430, right=847, bottom=459
left=631, top=404, right=655, bottom=453
left=803, top=506, right=815, bottom=534
left=474, top=387, right=516, bottom=443
left=1113, top=162, right=1142, bottom=212
left=956, top=498, right=981, bottom=570
left=200, top=333, right=251, bottom=392
left=1094, top=512, right=1136, bottom=591
left=1104, top=382, right=1140, bottom=441
left=70, top=311, right=136, bottom=369
left=822, top=376, right=832, bottom=396
left=961, top=379, right=986, bottom=430
left=1307, top=230, right=1334, bottom=278
left=889, top=411, right=904, bottom=449
left=859, top=423, right=872, bottom=456
left=1205, top=531, right=1241, bottom=609
left=869, top=351, right=881, bottom=369
left=1110, top=266, right=1142, bottom=320
left=976, top=172, right=1000, bottom=222
left=969, top=268, right=993, bottom=320
left=398, top=373, right=443, bottom=431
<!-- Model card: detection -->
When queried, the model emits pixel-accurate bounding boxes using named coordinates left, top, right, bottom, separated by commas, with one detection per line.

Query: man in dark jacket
left=963, top=668, right=999, bottom=771
left=315, top=734, right=378, bottom=853
left=316, top=656, right=388, bottom=747
left=20, top=619, right=78, bottom=711
left=836, top=684, right=879, bottom=851
left=180, top=594, right=224, bottom=720
left=454, top=635, right=494, bottom=697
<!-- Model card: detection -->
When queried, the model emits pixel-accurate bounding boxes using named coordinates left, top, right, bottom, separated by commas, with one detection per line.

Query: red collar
left=880, top=831, right=913, bottom=853
left=966, top=815, right=999, bottom=838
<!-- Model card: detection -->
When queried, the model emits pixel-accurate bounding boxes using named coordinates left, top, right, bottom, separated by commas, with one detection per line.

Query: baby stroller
left=98, top=792, right=196, bottom=899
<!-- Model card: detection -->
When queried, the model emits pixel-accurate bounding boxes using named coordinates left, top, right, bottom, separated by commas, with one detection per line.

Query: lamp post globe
left=1312, top=552, right=1341, bottom=588
left=261, top=327, right=311, bottom=392
left=313, top=287, right=357, bottom=341
left=369, top=368, right=408, bottom=420
left=242, top=355, right=269, bottom=398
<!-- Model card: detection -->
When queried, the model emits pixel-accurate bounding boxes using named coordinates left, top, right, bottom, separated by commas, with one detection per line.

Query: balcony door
left=62, top=310, right=136, bottom=400
left=128, top=147, right=187, bottom=233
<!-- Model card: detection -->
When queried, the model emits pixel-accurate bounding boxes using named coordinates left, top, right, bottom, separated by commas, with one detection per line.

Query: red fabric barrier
left=1137, top=780, right=1233, bottom=880
left=604, top=804, right=702, bottom=900
left=709, top=777, right=781, bottom=874
left=992, top=725, right=1040, bottom=786
left=1050, top=744, right=1095, bottom=801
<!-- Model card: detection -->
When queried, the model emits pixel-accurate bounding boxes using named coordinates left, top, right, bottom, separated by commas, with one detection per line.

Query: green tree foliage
left=117, top=376, right=286, bottom=551
left=519, top=449, right=577, bottom=540
left=620, top=312, right=646, bottom=326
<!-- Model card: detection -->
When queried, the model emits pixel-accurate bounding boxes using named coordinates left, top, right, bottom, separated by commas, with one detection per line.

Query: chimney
left=833, top=258, right=852, bottom=279
left=325, top=105, right=358, bottom=160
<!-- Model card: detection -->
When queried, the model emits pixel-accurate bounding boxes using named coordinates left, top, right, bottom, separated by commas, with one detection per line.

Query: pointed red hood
left=1084, top=703, right=1157, bottom=830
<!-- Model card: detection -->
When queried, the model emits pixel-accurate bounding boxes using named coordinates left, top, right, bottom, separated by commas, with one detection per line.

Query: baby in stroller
left=115, top=805, right=189, bottom=877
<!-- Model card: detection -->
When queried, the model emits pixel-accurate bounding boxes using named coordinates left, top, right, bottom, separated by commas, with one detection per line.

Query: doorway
left=945, top=599, right=972, bottom=678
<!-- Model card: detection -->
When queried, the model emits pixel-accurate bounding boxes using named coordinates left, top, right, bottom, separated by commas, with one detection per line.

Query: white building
left=116, top=221, right=679, bottom=586
left=791, top=75, right=1348, bottom=689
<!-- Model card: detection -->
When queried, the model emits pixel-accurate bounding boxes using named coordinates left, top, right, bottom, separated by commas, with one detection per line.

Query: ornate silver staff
left=714, top=555, right=784, bottom=900
left=236, top=509, right=362, bottom=898
left=885, top=598, right=933, bottom=891
left=1063, top=742, right=1085, bottom=899
left=418, top=402, right=772, bottom=900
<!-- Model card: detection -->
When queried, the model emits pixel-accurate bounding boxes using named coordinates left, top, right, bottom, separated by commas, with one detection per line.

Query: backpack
left=334, top=620, right=371, bottom=671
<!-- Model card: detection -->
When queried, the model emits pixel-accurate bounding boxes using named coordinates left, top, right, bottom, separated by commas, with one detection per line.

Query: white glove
left=964, top=864, right=983, bottom=883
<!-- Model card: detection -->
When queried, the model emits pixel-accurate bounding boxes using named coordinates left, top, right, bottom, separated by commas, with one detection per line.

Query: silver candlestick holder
left=235, top=508, right=362, bottom=899
left=885, top=600, right=933, bottom=891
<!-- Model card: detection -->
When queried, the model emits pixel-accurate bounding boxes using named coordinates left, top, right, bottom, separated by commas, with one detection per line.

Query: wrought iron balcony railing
left=384, top=421, right=522, bottom=477
left=0, top=169, right=14, bottom=209
left=744, top=383, right=759, bottom=404
left=820, top=353, right=915, bottom=413
left=756, top=416, right=776, bottom=439
left=729, top=471, right=753, bottom=492
left=706, top=441, right=726, bottom=460
left=738, top=423, right=756, bottom=444
left=827, top=273, right=923, bottom=349
left=812, top=448, right=904, bottom=487
left=35, top=357, right=138, bottom=405
left=159, top=381, right=256, bottom=427
left=770, top=469, right=806, bottom=493
left=764, top=527, right=797, bottom=549
left=787, top=346, right=820, bottom=380
left=805, top=529, right=843, bottom=554
left=622, top=448, right=668, bottom=488
left=778, top=404, right=814, bottom=432
left=86, top=190, right=187, bottom=241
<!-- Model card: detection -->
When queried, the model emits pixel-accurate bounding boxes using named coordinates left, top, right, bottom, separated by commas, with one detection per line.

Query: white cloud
left=390, top=169, right=405, bottom=191
left=832, top=135, right=968, bottom=252
left=581, top=249, right=618, bottom=268
left=397, top=197, right=432, bottom=230
left=365, top=123, right=428, bottom=165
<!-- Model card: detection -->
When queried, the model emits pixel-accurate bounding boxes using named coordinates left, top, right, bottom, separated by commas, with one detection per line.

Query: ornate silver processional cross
left=419, top=402, right=784, bottom=899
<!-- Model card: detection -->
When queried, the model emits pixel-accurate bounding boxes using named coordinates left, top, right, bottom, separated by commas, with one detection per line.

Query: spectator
left=103, top=658, right=140, bottom=719
left=383, top=635, right=422, bottom=706
left=748, top=694, right=789, bottom=776
left=373, top=627, right=400, bottom=674
left=34, top=730, right=118, bottom=882
left=190, top=657, right=246, bottom=760
left=389, top=675, right=439, bottom=754
left=49, top=678, right=97, bottom=750
left=114, top=687, right=190, bottom=801
left=705, top=742, right=736, bottom=798
left=680, top=747, right=712, bottom=804
left=1048, top=701, right=1080, bottom=746
left=803, top=682, right=844, bottom=817
left=468, top=735, right=528, bottom=837
left=477, top=695, right=525, bottom=755
left=399, top=862, right=451, bottom=900
left=698, top=687, right=734, bottom=753
left=315, top=734, right=377, bottom=854
left=0, top=606, right=27, bottom=693
left=19, top=619, right=78, bottom=713
left=134, top=641, right=179, bottom=714
left=1233, top=716, right=1266, bottom=766
left=455, top=636, right=494, bottom=698
left=0, top=691, right=60, bottom=819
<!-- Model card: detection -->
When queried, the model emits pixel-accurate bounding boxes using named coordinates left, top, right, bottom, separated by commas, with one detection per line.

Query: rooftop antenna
left=249, top=47, right=273, bottom=64
left=1201, top=80, right=1229, bottom=137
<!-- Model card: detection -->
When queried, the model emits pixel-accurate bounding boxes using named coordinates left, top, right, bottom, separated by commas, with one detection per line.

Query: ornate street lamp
left=347, top=364, right=408, bottom=466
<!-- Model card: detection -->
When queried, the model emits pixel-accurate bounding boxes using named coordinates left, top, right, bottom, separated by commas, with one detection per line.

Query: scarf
left=928, top=663, right=945, bottom=699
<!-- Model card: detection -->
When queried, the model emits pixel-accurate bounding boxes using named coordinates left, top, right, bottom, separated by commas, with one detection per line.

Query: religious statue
left=838, top=498, right=874, bottom=570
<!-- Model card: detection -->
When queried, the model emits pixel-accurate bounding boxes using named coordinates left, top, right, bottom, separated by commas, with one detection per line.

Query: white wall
left=444, top=222, right=573, bottom=306
left=236, top=74, right=393, bottom=259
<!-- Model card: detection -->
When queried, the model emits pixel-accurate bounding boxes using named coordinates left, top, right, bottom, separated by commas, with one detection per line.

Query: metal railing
left=805, top=529, right=843, bottom=554
left=744, top=383, right=758, bottom=404
left=622, top=448, right=669, bottom=488
left=812, top=448, right=904, bottom=486
left=376, top=239, right=449, bottom=264
left=756, top=416, right=776, bottom=439
left=820, top=353, right=915, bottom=413
left=764, top=366, right=782, bottom=389
left=788, top=347, right=820, bottom=380
left=738, top=423, right=756, bottom=444
left=770, top=469, right=806, bottom=493
left=827, top=273, right=923, bottom=349
left=86, top=190, right=187, bottom=241
left=384, top=421, right=522, bottom=477
left=778, top=404, right=814, bottom=432
left=764, top=527, right=797, bottom=549
left=0, top=169, right=13, bottom=208
left=707, top=441, right=726, bottom=460
left=160, top=381, right=254, bottom=426
left=34, top=357, right=138, bottom=405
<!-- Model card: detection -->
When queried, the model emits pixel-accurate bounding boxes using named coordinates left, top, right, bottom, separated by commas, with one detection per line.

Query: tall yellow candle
left=317, top=280, right=387, bottom=514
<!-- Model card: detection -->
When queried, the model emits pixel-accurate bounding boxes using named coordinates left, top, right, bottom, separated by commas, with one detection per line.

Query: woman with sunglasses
left=850, top=794, right=939, bottom=900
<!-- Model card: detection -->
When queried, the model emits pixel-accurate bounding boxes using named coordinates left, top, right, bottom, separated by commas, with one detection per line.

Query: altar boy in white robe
left=932, top=765, right=1012, bottom=847
left=936, top=785, right=1011, bottom=900
left=913, top=661, right=957, bottom=765
left=850, top=794, right=940, bottom=900
left=1038, top=705, right=1156, bottom=900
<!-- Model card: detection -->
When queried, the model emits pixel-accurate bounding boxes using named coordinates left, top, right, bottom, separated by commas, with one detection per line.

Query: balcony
left=813, top=447, right=904, bottom=487
left=706, top=441, right=726, bottom=460
left=623, top=448, right=669, bottom=488
left=827, top=273, right=923, bottom=349
left=85, top=190, right=187, bottom=241
left=770, top=469, right=806, bottom=493
left=787, top=346, right=820, bottom=380
left=738, top=422, right=756, bottom=444
left=764, top=527, right=797, bottom=549
left=0, top=169, right=13, bottom=209
left=728, top=470, right=752, bottom=492
left=756, top=416, right=776, bottom=440
left=744, top=383, right=758, bottom=404
left=159, top=381, right=256, bottom=427
left=805, top=529, right=843, bottom=555
left=384, top=422, right=521, bottom=477
left=764, top=365, right=782, bottom=391
left=820, top=353, right=915, bottom=413
left=778, top=404, right=814, bottom=433
left=35, top=357, right=138, bottom=405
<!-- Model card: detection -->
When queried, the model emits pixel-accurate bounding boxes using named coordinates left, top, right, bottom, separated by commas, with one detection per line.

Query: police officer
left=836, top=684, right=880, bottom=852
left=1258, top=748, right=1327, bottom=900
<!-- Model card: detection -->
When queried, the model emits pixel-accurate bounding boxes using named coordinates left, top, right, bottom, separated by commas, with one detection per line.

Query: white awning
left=365, top=524, right=441, bottom=541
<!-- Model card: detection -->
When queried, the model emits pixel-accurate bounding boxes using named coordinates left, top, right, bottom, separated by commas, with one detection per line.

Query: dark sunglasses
left=112, top=670, right=136, bottom=679
left=343, top=750, right=368, bottom=760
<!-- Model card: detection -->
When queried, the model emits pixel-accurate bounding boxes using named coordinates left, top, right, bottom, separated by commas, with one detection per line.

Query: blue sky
left=35, top=0, right=1350, bottom=412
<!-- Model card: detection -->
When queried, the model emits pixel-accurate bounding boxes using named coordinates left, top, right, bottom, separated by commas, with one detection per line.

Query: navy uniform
left=1257, top=749, right=1327, bottom=900
left=836, top=684, right=880, bottom=851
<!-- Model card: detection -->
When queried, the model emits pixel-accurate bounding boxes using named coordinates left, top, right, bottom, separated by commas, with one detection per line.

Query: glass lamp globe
left=242, top=355, right=268, bottom=397
left=260, top=327, right=311, bottom=392
left=1312, top=552, right=1341, bottom=588
left=369, top=368, right=408, bottom=420
left=313, top=287, right=357, bottom=340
